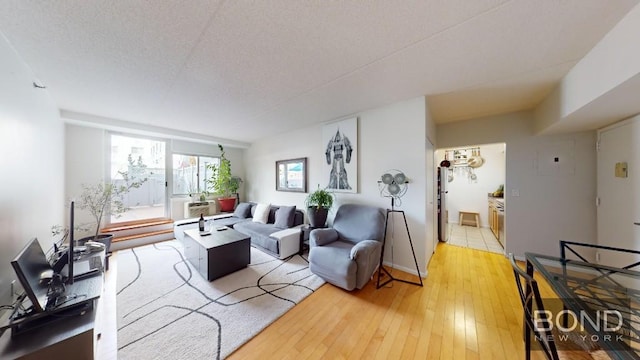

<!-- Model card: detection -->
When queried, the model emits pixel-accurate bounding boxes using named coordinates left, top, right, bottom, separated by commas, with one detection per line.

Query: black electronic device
left=59, top=201, right=102, bottom=281
left=10, top=238, right=53, bottom=313
left=51, top=251, right=68, bottom=274
left=2, top=202, right=104, bottom=338
left=68, top=201, right=75, bottom=285
left=9, top=237, right=102, bottom=317
left=63, top=257, right=102, bottom=281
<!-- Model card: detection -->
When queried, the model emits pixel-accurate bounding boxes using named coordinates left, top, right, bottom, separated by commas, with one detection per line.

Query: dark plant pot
left=218, top=197, right=237, bottom=212
left=307, top=207, right=329, bottom=228
left=78, top=233, right=113, bottom=254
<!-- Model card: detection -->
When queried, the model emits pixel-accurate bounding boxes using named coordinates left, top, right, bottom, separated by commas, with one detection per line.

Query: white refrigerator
left=438, top=166, right=449, bottom=242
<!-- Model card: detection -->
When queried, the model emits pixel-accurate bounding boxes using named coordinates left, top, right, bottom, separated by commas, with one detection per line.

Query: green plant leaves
left=305, top=185, right=334, bottom=210
left=206, top=144, right=241, bottom=197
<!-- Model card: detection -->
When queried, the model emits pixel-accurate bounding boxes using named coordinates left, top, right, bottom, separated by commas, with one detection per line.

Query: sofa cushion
left=253, top=203, right=271, bottom=224
left=225, top=204, right=305, bottom=259
left=233, top=221, right=279, bottom=255
left=233, top=202, right=252, bottom=219
left=264, top=206, right=277, bottom=224
left=214, top=216, right=248, bottom=228
left=274, top=206, right=296, bottom=229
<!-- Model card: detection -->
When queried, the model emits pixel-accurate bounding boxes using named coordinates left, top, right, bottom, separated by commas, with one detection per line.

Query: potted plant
left=56, top=155, right=150, bottom=252
left=207, top=144, right=242, bottom=212
left=305, top=185, right=334, bottom=227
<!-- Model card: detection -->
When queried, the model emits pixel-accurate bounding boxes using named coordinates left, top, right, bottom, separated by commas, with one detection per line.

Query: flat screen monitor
left=10, top=238, right=52, bottom=313
left=67, top=200, right=75, bottom=285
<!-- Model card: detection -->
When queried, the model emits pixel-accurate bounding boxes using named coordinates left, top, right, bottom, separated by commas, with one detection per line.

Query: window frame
left=276, top=157, right=308, bottom=193
left=107, top=132, right=168, bottom=224
left=171, top=153, right=220, bottom=196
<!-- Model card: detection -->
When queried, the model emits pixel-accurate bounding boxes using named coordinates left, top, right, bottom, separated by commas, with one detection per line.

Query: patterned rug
left=116, top=240, right=324, bottom=359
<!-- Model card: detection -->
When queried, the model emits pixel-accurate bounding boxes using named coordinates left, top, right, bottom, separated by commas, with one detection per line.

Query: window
left=172, top=154, right=219, bottom=195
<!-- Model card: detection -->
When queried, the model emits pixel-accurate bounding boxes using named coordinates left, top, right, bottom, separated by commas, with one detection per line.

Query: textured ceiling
left=0, top=0, right=637, bottom=143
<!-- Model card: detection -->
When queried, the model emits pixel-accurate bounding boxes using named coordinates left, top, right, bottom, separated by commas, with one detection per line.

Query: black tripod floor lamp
left=375, top=170, right=423, bottom=289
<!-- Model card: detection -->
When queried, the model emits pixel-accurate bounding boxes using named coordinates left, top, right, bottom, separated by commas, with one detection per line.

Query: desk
left=0, top=251, right=115, bottom=359
left=525, top=252, right=640, bottom=360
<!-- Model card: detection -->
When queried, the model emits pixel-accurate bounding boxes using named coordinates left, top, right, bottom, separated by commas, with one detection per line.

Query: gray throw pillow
left=233, top=202, right=252, bottom=219
left=274, top=206, right=296, bottom=229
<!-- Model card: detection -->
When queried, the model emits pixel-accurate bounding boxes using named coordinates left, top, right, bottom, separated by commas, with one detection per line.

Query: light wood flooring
left=229, top=242, right=555, bottom=360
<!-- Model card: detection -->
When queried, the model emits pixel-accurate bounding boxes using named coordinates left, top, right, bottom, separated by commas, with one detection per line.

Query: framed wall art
left=322, top=117, right=357, bottom=193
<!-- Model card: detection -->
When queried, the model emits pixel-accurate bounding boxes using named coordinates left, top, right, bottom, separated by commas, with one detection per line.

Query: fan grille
left=378, top=169, right=408, bottom=207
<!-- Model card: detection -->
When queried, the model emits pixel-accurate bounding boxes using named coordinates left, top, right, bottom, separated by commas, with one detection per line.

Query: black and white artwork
left=322, top=117, right=357, bottom=193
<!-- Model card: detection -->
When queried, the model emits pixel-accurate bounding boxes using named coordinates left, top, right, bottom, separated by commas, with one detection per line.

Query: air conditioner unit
left=184, top=201, right=216, bottom=218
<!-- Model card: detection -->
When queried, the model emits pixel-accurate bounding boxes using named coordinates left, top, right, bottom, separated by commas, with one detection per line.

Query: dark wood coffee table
left=183, top=228, right=250, bottom=281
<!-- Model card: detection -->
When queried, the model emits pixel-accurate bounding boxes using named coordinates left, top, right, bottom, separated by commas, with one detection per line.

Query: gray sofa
left=173, top=202, right=304, bottom=259
left=308, top=204, right=385, bottom=291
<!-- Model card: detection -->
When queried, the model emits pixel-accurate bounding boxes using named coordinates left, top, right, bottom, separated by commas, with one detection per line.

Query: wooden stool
left=459, top=211, right=480, bottom=228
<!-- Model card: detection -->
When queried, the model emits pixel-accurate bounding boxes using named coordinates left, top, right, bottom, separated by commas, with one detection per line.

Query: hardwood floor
left=229, top=242, right=553, bottom=360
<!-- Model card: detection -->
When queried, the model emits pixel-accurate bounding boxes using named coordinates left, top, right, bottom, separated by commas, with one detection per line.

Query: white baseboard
left=381, top=260, right=428, bottom=279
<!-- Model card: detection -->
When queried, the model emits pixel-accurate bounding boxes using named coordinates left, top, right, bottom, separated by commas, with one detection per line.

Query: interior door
left=597, top=117, right=640, bottom=265
left=426, top=140, right=436, bottom=262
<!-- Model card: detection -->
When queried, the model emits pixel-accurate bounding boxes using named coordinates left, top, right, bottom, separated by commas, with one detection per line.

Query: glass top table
left=525, top=252, right=640, bottom=360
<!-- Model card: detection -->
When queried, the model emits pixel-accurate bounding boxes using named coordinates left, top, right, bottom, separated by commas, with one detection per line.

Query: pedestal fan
left=379, top=170, right=408, bottom=210
left=376, top=170, right=423, bottom=289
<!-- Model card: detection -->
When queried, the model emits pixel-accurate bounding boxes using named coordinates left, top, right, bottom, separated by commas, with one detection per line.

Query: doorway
left=426, top=139, right=436, bottom=265
left=597, top=117, right=640, bottom=265
left=108, top=133, right=167, bottom=223
left=435, top=142, right=506, bottom=254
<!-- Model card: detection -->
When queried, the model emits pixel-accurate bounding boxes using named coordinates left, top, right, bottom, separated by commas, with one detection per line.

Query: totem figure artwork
left=325, top=128, right=353, bottom=190
left=322, top=117, right=358, bottom=193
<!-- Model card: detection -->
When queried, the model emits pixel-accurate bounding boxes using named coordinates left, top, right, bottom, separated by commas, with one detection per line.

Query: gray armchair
left=308, top=204, right=385, bottom=291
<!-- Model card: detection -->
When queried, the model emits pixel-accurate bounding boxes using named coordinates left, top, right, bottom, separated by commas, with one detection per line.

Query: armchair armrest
left=350, top=240, right=380, bottom=260
left=350, top=240, right=383, bottom=290
left=310, top=228, right=338, bottom=247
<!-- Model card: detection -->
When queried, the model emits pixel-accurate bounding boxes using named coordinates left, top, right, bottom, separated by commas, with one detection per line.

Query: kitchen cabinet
left=488, top=197, right=504, bottom=241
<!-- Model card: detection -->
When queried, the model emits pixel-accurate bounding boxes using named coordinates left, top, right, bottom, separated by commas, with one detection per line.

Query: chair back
left=333, top=204, right=385, bottom=244
left=509, top=254, right=560, bottom=360
left=560, top=240, right=640, bottom=271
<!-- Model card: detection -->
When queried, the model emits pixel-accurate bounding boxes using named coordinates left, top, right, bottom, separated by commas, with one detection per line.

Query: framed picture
left=322, top=117, right=357, bottom=193
left=276, top=158, right=307, bottom=192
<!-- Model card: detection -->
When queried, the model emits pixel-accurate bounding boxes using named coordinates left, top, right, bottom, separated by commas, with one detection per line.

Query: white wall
left=65, top=124, right=106, bottom=229
left=245, top=96, right=435, bottom=275
left=437, top=111, right=597, bottom=258
left=534, top=4, right=640, bottom=133
left=562, top=4, right=640, bottom=119
left=436, top=143, right=506, bottom=227
left=0, top=34, right=65, bottom=304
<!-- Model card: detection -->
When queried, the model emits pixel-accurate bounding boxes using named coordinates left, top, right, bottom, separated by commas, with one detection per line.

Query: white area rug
left=116, top=240, right=324, bottom=359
